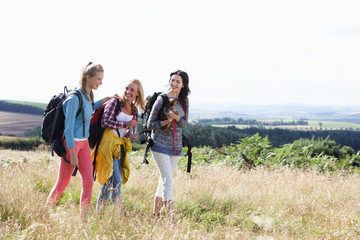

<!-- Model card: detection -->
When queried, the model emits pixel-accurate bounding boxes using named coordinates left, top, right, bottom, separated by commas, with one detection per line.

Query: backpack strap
left=115, top=99, right=121, bottom=137
left=71, top=90, right=85, bottom=137
left=160, top=93, right=170, bottom=108
left=182, top=134, right=192, bottom=173
left=141, top=93, right=170, bottom=164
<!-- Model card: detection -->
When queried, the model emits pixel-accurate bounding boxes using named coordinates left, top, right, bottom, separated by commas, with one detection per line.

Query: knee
left=162, top=175, right=173, bottom=189
left=55, top=179, right=71, bottom=192
left=83, top=178, right=93, bottom=191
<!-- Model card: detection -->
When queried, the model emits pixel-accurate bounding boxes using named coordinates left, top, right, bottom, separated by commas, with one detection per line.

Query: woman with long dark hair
left=147, top=70, right=190, bottom=222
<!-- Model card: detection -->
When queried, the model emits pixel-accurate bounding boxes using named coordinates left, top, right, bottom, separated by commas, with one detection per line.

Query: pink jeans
left=47, top=140, right=93, bottom=208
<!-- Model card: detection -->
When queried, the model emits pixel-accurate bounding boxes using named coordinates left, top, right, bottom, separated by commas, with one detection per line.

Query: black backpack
left=140, top=92, right=192, bottom=172
left=41, top=86, right=84, bottom=176
left=89, top=99, right=121, bottom=181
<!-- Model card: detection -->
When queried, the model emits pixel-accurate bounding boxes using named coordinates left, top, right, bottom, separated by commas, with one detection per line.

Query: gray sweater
left=147, top=95, right=188, bottom=155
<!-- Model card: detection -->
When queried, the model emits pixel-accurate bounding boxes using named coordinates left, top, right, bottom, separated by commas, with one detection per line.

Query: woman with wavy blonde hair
left=94, top=78, right=145, bottom=213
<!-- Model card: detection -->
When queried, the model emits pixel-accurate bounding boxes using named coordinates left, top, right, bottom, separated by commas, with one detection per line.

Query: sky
left=0, top=0, right=359, bottom=106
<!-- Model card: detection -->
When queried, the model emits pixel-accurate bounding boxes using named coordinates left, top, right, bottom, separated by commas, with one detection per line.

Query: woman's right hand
left=166, top=112, right=175, bottom=122
left=69, top=148, right=79, bottom=169
left=126, top=119, right=138, bottom=128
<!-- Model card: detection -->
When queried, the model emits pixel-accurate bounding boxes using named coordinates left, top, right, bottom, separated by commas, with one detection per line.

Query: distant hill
left=190, top=102, right=360, bottom=123
left=0, top=100, right=45, bottom=115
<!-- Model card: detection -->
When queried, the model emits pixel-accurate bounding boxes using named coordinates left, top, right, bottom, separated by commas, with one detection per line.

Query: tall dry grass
left=1, top=149, right=360, bottom=239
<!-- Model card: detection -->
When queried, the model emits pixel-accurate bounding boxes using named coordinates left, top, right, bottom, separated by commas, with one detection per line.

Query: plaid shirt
left=101, top=98, right=138, bottom=138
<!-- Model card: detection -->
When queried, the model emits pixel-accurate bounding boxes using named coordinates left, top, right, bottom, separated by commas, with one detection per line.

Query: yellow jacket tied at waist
left=92, top=128, right=132, bottom=185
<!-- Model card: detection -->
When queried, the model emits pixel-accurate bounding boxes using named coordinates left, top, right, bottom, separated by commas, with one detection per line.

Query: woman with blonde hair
left=46, top=62, right=114, bottom=223
left=94, top=79, right=145, bottom=213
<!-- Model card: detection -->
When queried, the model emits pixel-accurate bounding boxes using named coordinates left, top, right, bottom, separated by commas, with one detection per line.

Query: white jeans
left=152, top=151, right=180, bottom=201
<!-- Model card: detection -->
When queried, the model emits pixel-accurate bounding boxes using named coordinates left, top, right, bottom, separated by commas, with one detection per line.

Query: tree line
left=0, top=101, right=44, bottom=115
left=182, top=125, right=360, bottom=152
left=3, top=124, right=360, bottom=157
left=22, top=123, right=360, bottom=153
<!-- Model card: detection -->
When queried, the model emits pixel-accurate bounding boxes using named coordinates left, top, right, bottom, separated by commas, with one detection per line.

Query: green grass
left=1, top=149, right=360, bottom=239
left=3, top=100, right=47, bottom=110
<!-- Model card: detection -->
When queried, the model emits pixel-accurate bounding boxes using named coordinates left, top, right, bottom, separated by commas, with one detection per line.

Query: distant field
left=0, top=111, right=43, bottom=137
left=307, top=120, right=360, bottom=130
left=214, top=120, right=360, bottom=131
left=3, top=100, right=47, bottom=110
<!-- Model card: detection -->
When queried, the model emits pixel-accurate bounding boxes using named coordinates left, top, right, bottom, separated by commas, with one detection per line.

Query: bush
left=0, top=137, right=42, bottom=150
left=225, top=133, right=273, bottom=168
left=24, top=126, right=41, bottom=138
left=220, top=134, right=359, bottom=172
left=289, top=136, right=342, bottom=158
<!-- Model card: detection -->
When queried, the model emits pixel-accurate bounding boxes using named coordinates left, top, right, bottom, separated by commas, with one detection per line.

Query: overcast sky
left=1, top=0, right=359, bottom=106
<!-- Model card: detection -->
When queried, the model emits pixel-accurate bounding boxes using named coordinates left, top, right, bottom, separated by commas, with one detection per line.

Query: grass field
left=0, top=111, right=42, bottom=137
left=3, top=100, right=47, bottom=110
left=0, top=136, right=23, bottom=140
left=307, top=120, right=360, bottom=130
left=1, top=148, right=360, bottom=239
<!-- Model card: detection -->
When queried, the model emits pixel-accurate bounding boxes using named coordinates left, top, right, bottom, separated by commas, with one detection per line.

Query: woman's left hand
left=101, top=94, right=121, bottom=103
left=101, top=96, right=111, bottom=104
left=168, top=111, right=180, bottom=122
left=113, top=93, right=121, bottom=100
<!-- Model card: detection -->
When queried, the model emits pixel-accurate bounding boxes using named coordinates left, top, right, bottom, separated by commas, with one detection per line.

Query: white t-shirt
left=112, top=112, right=133, bottom=138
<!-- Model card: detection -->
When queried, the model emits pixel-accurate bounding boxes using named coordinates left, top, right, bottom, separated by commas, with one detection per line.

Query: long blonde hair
left=129, top=79, right=145, bottom=111
left=79, top=62, right=104, bottom=103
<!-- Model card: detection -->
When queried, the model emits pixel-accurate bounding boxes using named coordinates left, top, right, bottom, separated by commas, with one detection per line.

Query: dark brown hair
left=170, top=70, right=190, bottom=119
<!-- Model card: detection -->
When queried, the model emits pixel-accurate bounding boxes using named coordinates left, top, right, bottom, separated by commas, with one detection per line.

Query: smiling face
left=123, top=82, right=139, bottom=102
left=169, top=74, right=184, bottom=94
left=86, top=71, right=103, bottom=91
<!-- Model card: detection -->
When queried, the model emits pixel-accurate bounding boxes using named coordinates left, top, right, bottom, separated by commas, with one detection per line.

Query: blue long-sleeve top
left=63, top=88, right=102, bottom=148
